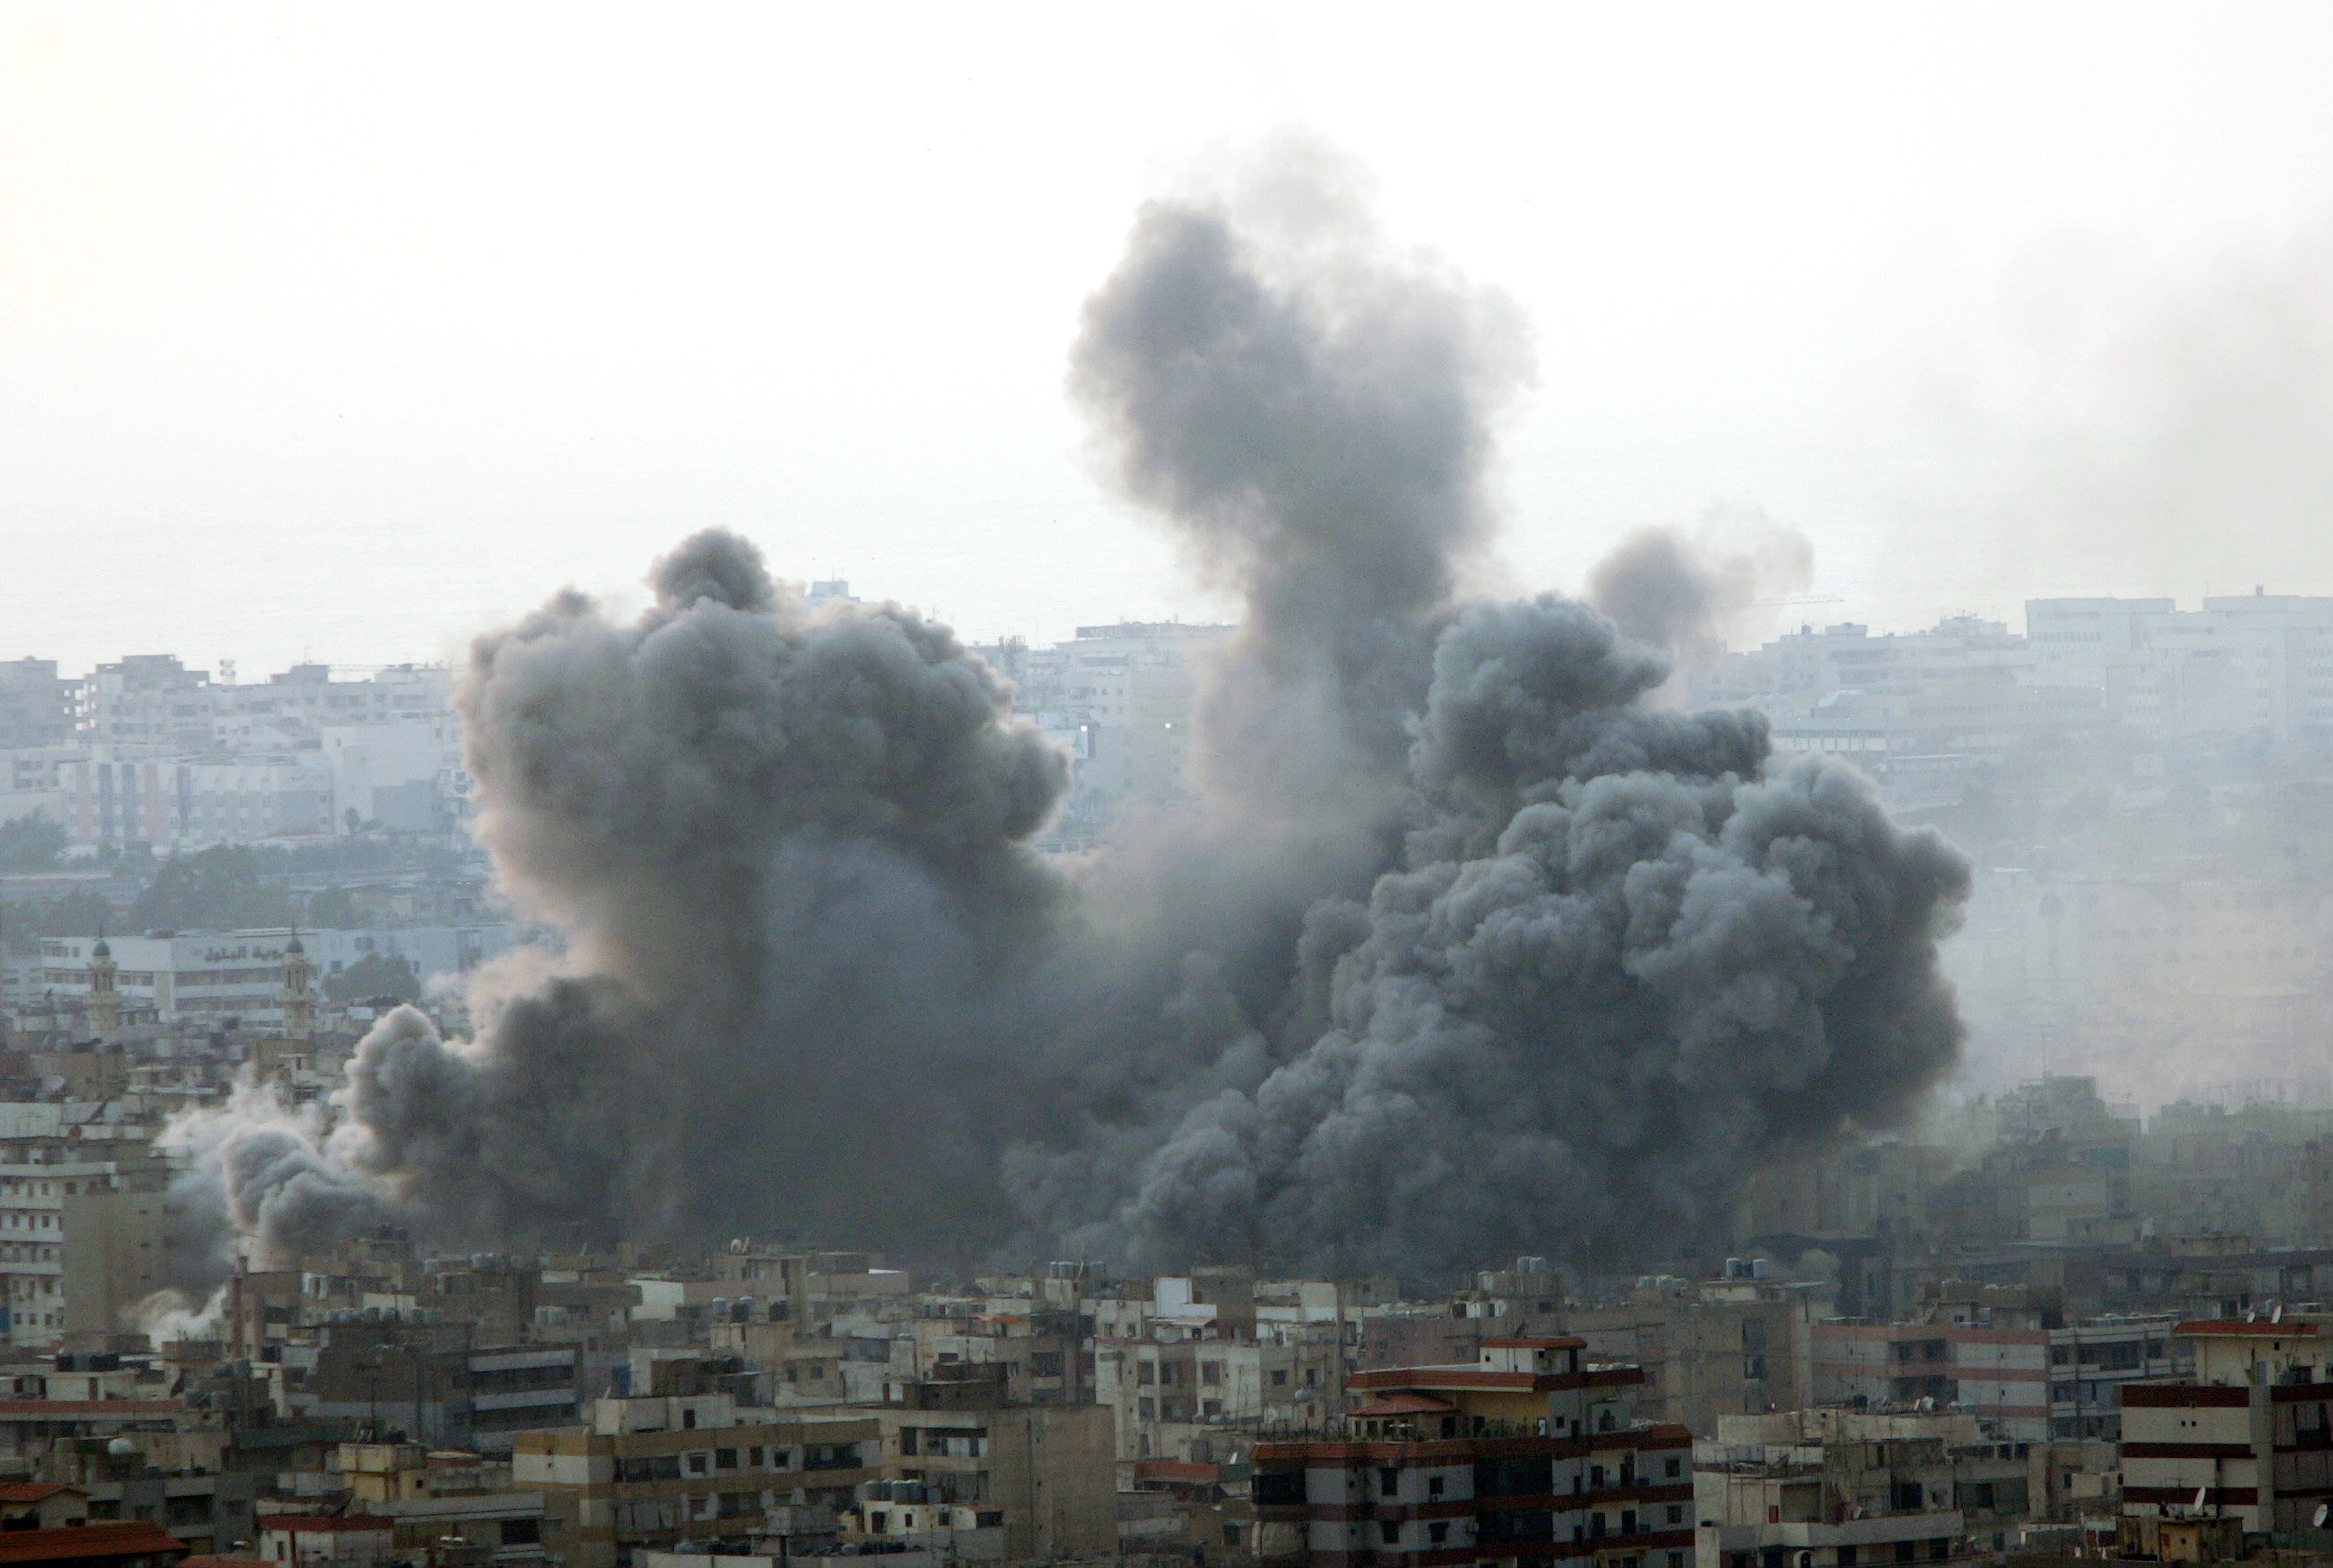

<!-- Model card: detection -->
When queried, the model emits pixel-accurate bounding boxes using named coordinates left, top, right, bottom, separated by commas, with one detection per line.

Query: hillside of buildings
left=3, top=597, right=2333, bottom=1565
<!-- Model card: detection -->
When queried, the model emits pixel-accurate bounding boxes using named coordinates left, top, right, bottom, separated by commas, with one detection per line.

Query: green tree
left=307, top=886, right=361, bottom=928
left=129, top=844, right=294, bottom=932
left=322, top=952, right=420, bottom=1006
left=34, top=890, right=112, bottom=939
left=0, top=815, right=67, bottom=872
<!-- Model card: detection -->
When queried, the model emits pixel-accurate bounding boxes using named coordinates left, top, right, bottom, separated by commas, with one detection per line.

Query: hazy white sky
left=6, top=3, right=2333, bottom=678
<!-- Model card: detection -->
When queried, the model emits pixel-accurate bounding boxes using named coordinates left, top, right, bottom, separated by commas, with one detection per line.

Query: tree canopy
left=128, top=845, right=293, bottom=932
left=322, top=951, right=420, bottom=1006
left=0, top=815, right=66, bottom=872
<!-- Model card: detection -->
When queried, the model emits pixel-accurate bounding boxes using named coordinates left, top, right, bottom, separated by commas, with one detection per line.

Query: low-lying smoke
left=165, top=143, right=1969, bottom=1302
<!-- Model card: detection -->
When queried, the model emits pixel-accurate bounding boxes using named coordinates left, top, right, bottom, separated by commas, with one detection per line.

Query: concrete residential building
left=1250, top=1339, right=1694, bottom=1568
left=2027, top=592, right=2333, bottom=749
left=1695, top=1408, right=2036, bottom=1568
left=0, top=661, right=76, bottom=751
left=795, top=1367, right=1116, bottom=1564
left=1810, top=1313, right=2186, bottom=1441
left=511, top=1388, right=877, bottom=1568
left=2115, top=1315, right=2333, bottom=1554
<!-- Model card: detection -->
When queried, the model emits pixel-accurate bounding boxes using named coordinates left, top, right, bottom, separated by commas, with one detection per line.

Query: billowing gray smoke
left=1068, top=147, right=1528, bottom=817
left=1015, top=151, right=1966, bottom=1274
left=169, top=535, right=1067, bottom=1282
left=170, top=144, right=1969, bottom=1292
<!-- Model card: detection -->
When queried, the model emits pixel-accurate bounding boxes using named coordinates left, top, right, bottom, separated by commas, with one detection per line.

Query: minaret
left=86, top=927, right=120, bottom=1044
left=281, top=929, right=316, bottom=1043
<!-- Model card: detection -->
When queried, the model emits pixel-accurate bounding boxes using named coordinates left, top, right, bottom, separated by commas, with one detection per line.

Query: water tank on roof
left=1750, top=1259, right=1774, bottom=1280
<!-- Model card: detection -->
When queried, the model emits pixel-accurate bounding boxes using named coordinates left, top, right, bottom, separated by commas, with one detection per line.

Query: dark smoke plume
left=165, top=143, right=1967, bottom=1295
left=1069, top=145, right=1529, bottom=816
left=168, top=533, right=1068, bottom=1274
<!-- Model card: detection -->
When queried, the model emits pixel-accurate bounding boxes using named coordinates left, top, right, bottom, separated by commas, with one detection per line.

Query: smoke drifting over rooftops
left=161, top=143, right=1969, bottom=1296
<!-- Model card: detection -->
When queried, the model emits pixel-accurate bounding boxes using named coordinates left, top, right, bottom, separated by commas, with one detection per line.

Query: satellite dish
left=2194, top=1487, right=2210, bottom=1512
left=2313, top=1503, right=2328, bottom=1529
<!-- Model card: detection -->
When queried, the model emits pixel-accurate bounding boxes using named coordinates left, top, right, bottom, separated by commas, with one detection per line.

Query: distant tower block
left=282, top=930, right=317, bottom=1042
left=86, top=929, right=120, bottom=1044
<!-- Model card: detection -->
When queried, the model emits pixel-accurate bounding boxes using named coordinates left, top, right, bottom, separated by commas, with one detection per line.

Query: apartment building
left=511, top=1388, right=877, bottom=1568
left=0, top=1121, right=173, bottom=1349
left=1810, top=1311, right=2186, bottom=1441
left=290, top=1320, right=582, bottom=1453
left=0, top=660, right=76, bottom=750
left=1098, top=1326, right=1348, bottom=1462
left=2116, top=1315, right=2333, bottom=1550
left=795, top=1367, right=1115, bottom=1564
left=2027, top=592, right=2333, bottom=750
left=1250, top=1338, right=1693, bottom=1568
left=1696, top=1408, right=2035, bottom=1568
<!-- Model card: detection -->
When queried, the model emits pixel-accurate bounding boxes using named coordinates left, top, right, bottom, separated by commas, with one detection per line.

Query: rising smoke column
left=172, top=530, right=1068, bottom=1272
left=1068, top=143, right=1530, bottom=819
left=1019, top=148, right=1972, bottom=1276
left=175, top=143, right=1971, bottom=1292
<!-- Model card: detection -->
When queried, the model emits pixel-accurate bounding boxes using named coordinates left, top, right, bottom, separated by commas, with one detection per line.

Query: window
left=1665, top=1506, right=1683, bottom=1525
left=1224, top=1526, right=1242, bottom=1547
left=1138, top=1398, right=1156, bottom=1420
left=1429, top=1476, right=1445, bottom=1499
left=748, top=1446, right=764, bottom=1468
left=1272, top=1370, right=1288, bottom=1387
left=1139, top=1363, right=1155, bottom=1386
left=715, top=1448, right=737, bottom=1471
left=687, top=1453, right=709, bottom=1475
left=1380, top=1469, right=1401, bottom=1497
left=1380, top=1523, right=1399, bottom=1545
left=682, top=1407, right=698, bottom=1430
left=1429, top=1524, right=1449, bottom=1544
left=1664, top=1457, right=1681, bottom=1478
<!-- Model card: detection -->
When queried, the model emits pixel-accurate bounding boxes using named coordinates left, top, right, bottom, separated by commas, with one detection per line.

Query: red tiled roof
left=0, top=1402, right=182, bottom=1419
left=180, top=1557, right=271, bottom=1568
left=0, top=1521, right=186, bottom=1564
left=1480, top=1337, right=1585, bottom=1351
left=0, top=1486, right=76, bottom=1505
left=254, top=1517, right=395, bottom=1535
left=1133, top=1460, right=1219, bottom=1482
left=2175, top=1320, right=2320, bottom=1337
